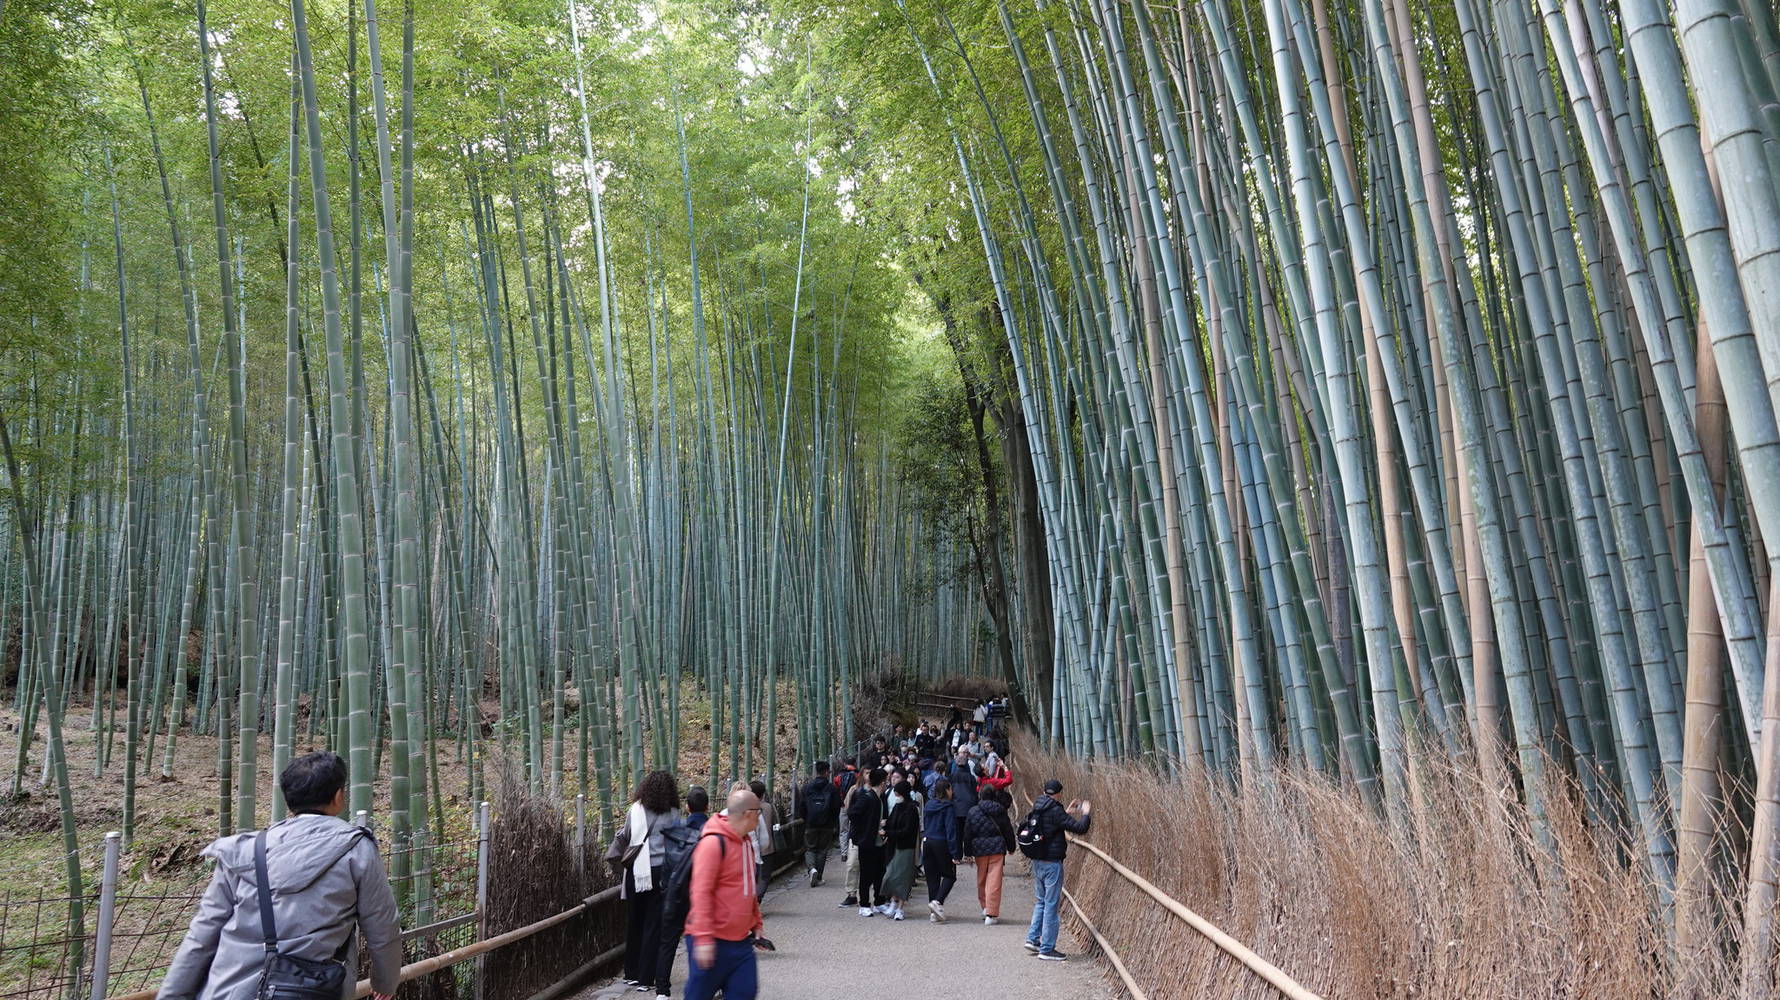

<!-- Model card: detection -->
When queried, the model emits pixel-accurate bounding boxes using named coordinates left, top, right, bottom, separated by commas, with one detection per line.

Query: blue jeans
left=683, top=936, right=757, bottom=1000
left=1026, top=859, right=1063, bottom=952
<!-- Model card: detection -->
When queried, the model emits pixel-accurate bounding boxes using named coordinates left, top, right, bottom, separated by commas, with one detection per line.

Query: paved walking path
left=576, top=853, right=1118, bottom=999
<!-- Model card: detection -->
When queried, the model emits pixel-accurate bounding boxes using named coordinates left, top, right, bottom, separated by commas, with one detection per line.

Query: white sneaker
left=859, top=906, right=874, bottom=917
left=927, top=900, right=940, bottom=921
left=875, top=903, right=894, bottom=916
left=929, top=911, right=939, bottom=923
left=935, top=902, right=946, bottom=922
left=984, top=915, right=997, bottom=925
left=892, top=907, right=905, bottom=921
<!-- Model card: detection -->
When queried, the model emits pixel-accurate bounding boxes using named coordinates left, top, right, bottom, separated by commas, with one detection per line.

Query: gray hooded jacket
left=158, top=813, right=402, bottom=1000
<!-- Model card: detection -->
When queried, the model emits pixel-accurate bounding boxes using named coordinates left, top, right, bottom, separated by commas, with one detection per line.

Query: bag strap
left=253, top=830, right=279, bottom=954
left=691, top=829, right=727, bottom=863
left=253, top=826, right=366, bottom=962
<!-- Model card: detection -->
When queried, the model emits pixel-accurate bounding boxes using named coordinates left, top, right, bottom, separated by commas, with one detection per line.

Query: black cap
left=1043, top=779, right=1063, bottom=795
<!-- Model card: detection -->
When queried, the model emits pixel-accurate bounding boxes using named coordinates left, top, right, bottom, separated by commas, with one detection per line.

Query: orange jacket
left=684, top=813, right=761, bottom=948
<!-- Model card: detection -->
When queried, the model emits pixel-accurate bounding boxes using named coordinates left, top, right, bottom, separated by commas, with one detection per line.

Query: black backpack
left=1015, top=802, right=1051, bottom=859
left=660, top=826, right=725, bottom=928
left=803, top=778, right=837, bottom=825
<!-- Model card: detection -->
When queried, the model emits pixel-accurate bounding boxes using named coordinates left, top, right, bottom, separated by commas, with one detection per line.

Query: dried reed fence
left=480, top=767, right=622, bottom=1000
left=1009, top=731, right=1734, bottom=999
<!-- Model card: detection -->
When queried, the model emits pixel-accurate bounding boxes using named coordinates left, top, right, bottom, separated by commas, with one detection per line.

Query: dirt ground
left=0, top=677, right=809, bottom=899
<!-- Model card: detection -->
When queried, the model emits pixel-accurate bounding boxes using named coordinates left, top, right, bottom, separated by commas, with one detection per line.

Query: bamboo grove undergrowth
left=0, top=0, right=990, bottom=968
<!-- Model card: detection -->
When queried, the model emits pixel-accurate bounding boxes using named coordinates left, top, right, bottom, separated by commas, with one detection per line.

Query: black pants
left=922, top=842, right=956, bottom=904
left=624, top=865, right=666, bottom=983
left=856, top=841, right=886, bottom=906
left=805, top=825, right=836, bottom=875
left=654, top=913, right=685, bottom=994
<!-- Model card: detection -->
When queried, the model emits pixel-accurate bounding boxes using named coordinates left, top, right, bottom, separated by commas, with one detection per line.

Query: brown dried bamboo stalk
left=1062, top=885, right=1150, bottom=1000
left=1071, top=836, right=1324, bottom=1000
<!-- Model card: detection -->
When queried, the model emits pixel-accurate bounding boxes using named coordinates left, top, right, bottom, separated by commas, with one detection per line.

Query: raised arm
left=1060, top=806, right=1091, bottom=837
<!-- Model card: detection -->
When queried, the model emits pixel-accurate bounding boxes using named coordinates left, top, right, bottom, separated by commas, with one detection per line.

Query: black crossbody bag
left=252, top=830, right=354, bottom=1000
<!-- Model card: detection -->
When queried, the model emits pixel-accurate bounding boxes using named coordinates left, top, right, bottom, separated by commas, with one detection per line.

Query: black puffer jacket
left=1021, top=794, right=1089, bottom=862
left=963, top=799, right=1016, bottom=858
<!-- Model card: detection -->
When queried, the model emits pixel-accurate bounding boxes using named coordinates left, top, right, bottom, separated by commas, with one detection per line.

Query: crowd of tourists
left=610, top=709, right=1090, bottom=997
left=159, top=701, right=1086, bottom=1000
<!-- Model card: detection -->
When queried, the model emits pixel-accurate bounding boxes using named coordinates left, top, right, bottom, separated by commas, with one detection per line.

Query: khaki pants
left=975, top=853, right=1006, bottom=917
left=845, top=841, right=861, bottom=896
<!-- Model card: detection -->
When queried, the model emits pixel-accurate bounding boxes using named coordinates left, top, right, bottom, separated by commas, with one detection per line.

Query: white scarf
left=627, top=801, right=662, bottom=893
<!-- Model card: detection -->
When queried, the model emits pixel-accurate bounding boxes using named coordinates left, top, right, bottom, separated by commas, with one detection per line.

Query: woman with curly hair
left=621, top=770, right=680, bottom=989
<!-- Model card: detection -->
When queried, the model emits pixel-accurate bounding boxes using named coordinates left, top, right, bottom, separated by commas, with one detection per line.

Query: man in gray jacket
left=159, top=751, right=402, bottom=1000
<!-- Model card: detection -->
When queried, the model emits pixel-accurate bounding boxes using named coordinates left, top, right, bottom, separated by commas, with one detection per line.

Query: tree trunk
left=992, top=358, right=1054, bottom=739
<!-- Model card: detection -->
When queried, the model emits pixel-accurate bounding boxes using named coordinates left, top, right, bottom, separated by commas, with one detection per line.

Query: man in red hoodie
left=683, top=786, right=763, bottom=1000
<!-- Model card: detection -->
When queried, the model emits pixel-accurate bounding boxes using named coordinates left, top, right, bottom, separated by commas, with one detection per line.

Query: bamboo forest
left=6, top=0, right=1780, bottom=994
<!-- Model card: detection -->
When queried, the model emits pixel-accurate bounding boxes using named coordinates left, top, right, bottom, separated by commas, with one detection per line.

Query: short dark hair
left=281, top=751, right=348, bottom=813
left=749, top=779, right=767, bottom=798
left=869, top=767, right=887, bottom=786
left=814, top=760, right=830, bottom=774
left=934, top=779, right=952, bottom=799
left=686, top=786, right=709, bottom=814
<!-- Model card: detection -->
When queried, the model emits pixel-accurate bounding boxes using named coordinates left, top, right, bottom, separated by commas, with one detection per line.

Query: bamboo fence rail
left=1069, top=836, right=1323, bottom=1000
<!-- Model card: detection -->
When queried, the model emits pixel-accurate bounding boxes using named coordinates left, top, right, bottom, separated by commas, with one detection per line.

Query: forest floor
left=0, top=672, right=922, bottom=996
left=0, top=676, right=811, bottom=902
left=1, top=700, right=481, bottom=899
